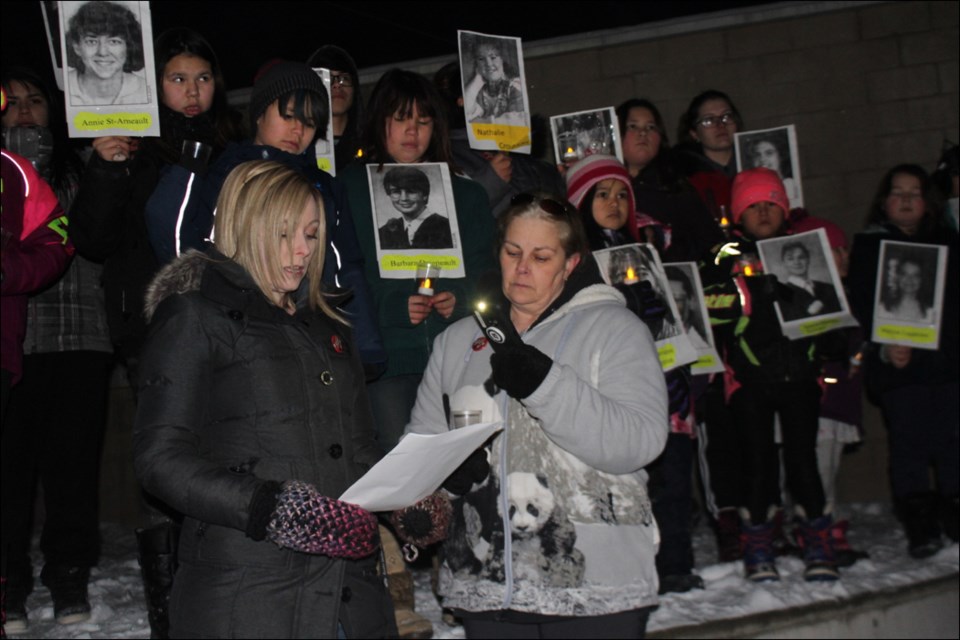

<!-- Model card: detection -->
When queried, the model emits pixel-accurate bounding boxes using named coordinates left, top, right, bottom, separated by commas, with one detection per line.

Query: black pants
left=1, top=351, right=113, bottom=580
left=647, top=432, right=695, bottom=576
left=462, top=608, right=652, bottom=639
left=881, top=382, right=959, bottom=498
left=730, top=379, right=825, bottom=523
left=696, top=377, right=741, bottom=516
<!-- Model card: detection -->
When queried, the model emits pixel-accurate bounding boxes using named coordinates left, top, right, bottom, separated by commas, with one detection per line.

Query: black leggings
left=730, top=379, right=825, bottom=523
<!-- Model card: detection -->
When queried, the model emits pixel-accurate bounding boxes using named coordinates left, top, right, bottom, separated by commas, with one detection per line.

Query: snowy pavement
left=6, top=502, right=958, bottom=639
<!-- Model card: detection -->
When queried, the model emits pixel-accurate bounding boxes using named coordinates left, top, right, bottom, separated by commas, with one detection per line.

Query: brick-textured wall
left=521, top=1, right=958, bottom=235
left=359, top=2, right=956, bottom=505
left=522, top=2, right=957, bottom=504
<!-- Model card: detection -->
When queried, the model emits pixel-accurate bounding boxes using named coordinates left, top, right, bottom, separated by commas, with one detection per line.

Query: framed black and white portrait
left=549, top=107, right=622, bottom=166
left=593, top=243, right=697, bottom=371
left=871, top=240, right=948, bottom=349
left=367, top=163, right=465, bottom=279
left=59, top=1, right=159, bottom=137
left=458, top=30, right=531, bottom=154
left=757, top=228, right=858, bottom=339
left=735, top=124, right=803, bottom=210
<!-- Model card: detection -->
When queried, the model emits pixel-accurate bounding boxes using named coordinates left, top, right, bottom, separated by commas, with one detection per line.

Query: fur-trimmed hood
left=144, top=250, right=217, bottom=323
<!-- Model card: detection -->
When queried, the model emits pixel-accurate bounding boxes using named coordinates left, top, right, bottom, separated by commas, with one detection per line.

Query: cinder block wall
left=357, top=1, right=957, bottom=505
left=522, top=1, right=958, bottom=232
left=524, top=2, right=956, bottom=505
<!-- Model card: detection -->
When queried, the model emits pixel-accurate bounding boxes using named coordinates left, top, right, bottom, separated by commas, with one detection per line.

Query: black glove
left=442, top=447, right=490, bottom=495
left=617, top=280, right=667, bottom=331
left=490, top=341, right=553, bottom=399
left=389, top=492, right=453, bottom=548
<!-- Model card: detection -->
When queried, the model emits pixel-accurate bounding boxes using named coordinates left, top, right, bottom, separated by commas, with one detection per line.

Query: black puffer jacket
left=133, top=249, right=394, bottom=639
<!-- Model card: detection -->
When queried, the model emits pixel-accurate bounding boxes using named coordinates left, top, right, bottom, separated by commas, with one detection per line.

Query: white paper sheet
left=339, top=421, right=502, bottom=511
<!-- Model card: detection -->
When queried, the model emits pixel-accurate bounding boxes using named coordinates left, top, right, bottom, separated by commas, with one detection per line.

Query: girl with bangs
left=145, top=60, right=386, bottom=381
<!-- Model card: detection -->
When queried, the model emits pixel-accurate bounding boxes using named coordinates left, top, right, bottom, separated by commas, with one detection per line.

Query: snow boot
left=380, top=526, right=433, bottom=639
left=2, top=573, right=32, bottom=634
left=715, top=508, right=742, bottom=563
left=740, top=520, right=779, bottom=582
left=40, top=564, right=91, bottom=625
left=899, top=492, right=943, bottom=559
left=136, top=522, right=180, bottom=639
left=827, top=519, right=868, bottom=567
left=798, top=515, right=839, bottom=582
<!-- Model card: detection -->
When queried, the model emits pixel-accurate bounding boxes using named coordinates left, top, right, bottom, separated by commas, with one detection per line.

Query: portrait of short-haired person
left=377, top=166, right=453, bottom=250
left=666, top=266, right=710, bottom=350
left=777, top=240, right=841, bottom=321
left=64, top=1, right=148, bottom=106
left=463, top=35, right=523, bottom=124
left=740, top=129, right=801, bottom=208
left=878, top=253, right=936, bottom=324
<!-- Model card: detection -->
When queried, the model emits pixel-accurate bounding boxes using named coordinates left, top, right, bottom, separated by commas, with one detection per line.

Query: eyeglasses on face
left=330, top=73, right=353, bottom=88
left=697, top=112, right=736, bottom=128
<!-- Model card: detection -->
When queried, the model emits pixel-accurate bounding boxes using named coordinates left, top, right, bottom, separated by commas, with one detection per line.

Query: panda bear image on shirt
left=482, top=471, right=585, bottom=588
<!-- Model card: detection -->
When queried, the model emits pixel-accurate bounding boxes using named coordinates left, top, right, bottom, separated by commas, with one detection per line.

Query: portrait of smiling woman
left=64, top=1, right=148, bottom=106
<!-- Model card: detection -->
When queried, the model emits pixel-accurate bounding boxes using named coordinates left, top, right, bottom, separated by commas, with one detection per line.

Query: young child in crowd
left=702, top=167, right=839, bottom=583
left=567, top=154, right=703, bottom=594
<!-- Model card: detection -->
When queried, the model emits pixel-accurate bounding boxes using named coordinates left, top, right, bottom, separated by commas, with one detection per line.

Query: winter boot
left=380, top=526, right=433, bottom=639
left=2, top=573, right=33, bottom=634
left=40, top=564, right=91, bottom=625
left=136, top=522, right=180, bottom=639
left=715, top=508, right=742, bottom=563
left=899, top=492, right=943, bottom=559
left=798, top=515, right=839, bottom=582
left=827, top=519, right=868, bottom=567
left=940, top=494, right=959, bottom=543
left=740, top=520, right=779, bottom=582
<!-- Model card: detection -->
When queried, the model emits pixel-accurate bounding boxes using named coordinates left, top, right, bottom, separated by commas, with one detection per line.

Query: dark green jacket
left=339, top=163, right=495, bottom=378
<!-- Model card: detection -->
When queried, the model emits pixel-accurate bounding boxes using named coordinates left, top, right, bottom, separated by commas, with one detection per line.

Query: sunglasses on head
left=510, top=193, right=572, bottom=218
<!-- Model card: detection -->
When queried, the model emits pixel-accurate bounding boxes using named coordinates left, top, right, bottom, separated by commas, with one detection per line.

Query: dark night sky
left=3, top=1, right=767, bottom=91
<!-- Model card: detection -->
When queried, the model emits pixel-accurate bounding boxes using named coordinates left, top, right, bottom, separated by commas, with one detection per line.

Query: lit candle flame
left=626, top=267, right=636, bottom=280
left=720, top=216, right=729, bottom=227
left=743, top=265, right=754, bottom=277
left=422, top=278, right=431, bottom=290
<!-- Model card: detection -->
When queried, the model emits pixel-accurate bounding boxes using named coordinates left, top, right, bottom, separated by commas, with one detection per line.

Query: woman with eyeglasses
left=406, top=193, right=668, bottom=638
left=674, top=90, right=744, bottom=220
left=306, top=45, right=363, bottom=172
left=616, top=98, right=723, bottom=264
left=847, top=164, right=959, bottom=558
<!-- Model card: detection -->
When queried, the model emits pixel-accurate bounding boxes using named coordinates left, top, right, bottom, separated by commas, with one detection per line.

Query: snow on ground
left=7, top=502, right=958, bottom=639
